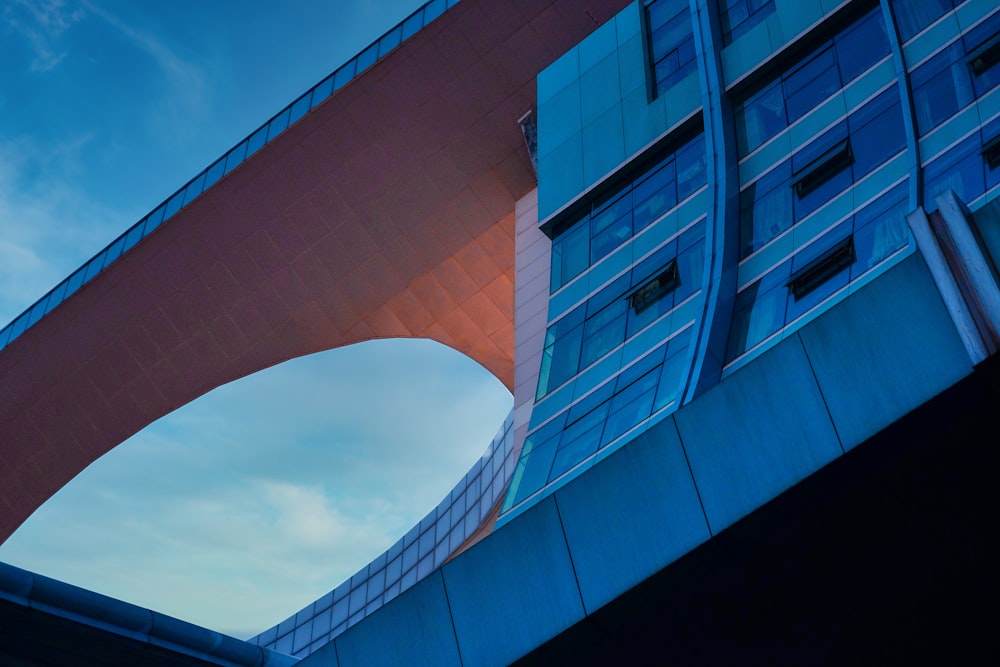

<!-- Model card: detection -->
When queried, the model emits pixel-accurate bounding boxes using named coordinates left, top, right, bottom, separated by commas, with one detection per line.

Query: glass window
left=163, top=189, right=186, bottom=220
left=891, top=0, right=958, bottom=43
left=312, top=75, right=335, bottom=108
left=848, top=90, right=905, bottom=176
left=65, top=265, right=88, bottom=297
left=538, top=231, right=693, bottom=401
left=676, top=134, right=707, bottom=199
left=729, top=184, right=911, bottom=365
left=673, top=233, right=705, bottom=303
left=726, top=266, right=789, bottom=362
left=985, top=118, right=1000, bottom=192
left=834, top=9, right=890, bottom=84
left=122, top=222, right=145, bottom=253
left=740, top=161, right=793, bottom=256
left=736, top=81, right=786, bottom=155
left=911, top=42, right=975, bottom=135
left=181, top=172, right=206, bottom=207
left=654, top=340, right=689, bottom=410
left=333, top=62, right=356, bottom=91
left=719, top=0, right=775, bottom=45
left=633, top=161, right=677, bottom=230
left=966, top=11, right=1000, bottom=97
left=510, top=434, right=559, bottom=506
left=910, top=11, right=1000, bottom=136
left=645, top=0, right=696, bottom=96
left=602, top=368, right=659, bottom=445
left=535, top=309, right=584, bottom=399
left=785, top=232, right=852, bottom=322
left=84, top=251, right=108, bottom=282
left=549, top=404, right=608, bottom=481
left=590, top=195, right=633, bottom=263
left=378, top=26, right=403, bottom=58
left=792, top=126, right=852, bottom=222
left=925, top=134, right=987, bottom=207
left=288, top=93, right=312, bottom=126
left=103, top=235, right=126, bottom=269
left=550, top=222, right=590, bottom=291
left=783, top=47, right=839, bottom=124
left=355, top=43, right=379, bottom=72
left=852, top=186, right=909, bottom=276
left=224, top=140, right=249, bottom=175
left=26, top=297, right=49, bottom=327
left=549, top=133, right=706, bottom=292
left=580, top=299, right=627, bottom=368
left=204, top=157, right=227, bottom=191
left=741, top=89, right=903, bottom=257
left=401, top=12, right=423, bottom=40
left=735, top=7, right=890, bottom=157
left=44, top=280, right=69, bottom=315
left=266, top=109, right=291, bottom=142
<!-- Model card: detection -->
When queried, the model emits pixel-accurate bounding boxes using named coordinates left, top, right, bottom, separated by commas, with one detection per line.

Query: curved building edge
left=251, top=410, right=516, bottom=657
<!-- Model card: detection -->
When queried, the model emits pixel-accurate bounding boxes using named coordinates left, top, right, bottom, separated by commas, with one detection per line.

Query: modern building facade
left=2, top=0, right=1000, bottom=664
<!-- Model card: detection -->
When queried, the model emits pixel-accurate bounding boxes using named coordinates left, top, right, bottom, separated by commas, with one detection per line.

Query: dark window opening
left=968, top=32, right=1000, bottom=76
left=792, top=139, right=854, bottom=198
left=787, top=237, right=855, bottom=300
left=983, top=135, right=1000, bottom=169
left=629, top=261, right=679, bottom=313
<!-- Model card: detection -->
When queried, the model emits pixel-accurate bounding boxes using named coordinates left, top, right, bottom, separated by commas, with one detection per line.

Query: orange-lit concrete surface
left=0, top=0, right=631, bottom=543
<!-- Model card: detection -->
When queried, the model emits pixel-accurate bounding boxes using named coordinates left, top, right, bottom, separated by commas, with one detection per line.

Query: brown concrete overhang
left=0, top=0, right=631, bottom=542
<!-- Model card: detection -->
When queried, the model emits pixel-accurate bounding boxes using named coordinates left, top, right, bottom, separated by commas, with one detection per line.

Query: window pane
left=510, top=438, right=558, bottom=505
left=783, top=48, right=839, bottom=123
left=676, top=135, right=707, bottom=199
left=849, top=93, right=905, bottom=176
left=224, top=140, right=249, bottom=175
left=654, top=343, right=689, bottom=410
left=536, top=322, right=583, bottom=397
left=266, top=109, right=291, bottom=142
left=549, top=404, right=609, bottom=480
left=550, top=222, right=589, bottom=291
left=288, top=93, right=311, bottom=125
left=891, top=0, right=955, bottom=43
left=835, top=9, right=889, bottom=83
left=580, top=300, right=627, bottom=367
left=726, top=280, right=787, bottom=361
left=45, top=280, right=69, bottom=314
left=737, top=81, right=785, bottom=154
left=740, top=161, right=793, bottom=256
left=911, top=43, right=974, bottom=135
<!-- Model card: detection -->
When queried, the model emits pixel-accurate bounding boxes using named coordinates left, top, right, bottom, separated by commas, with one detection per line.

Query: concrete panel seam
left=796, top=332, right=848, bottom=455
left=437, top=572, right=466, bottom=667
left=669, top=415, right=714, bottom=539
left=552, top=494, right=591, bottom=616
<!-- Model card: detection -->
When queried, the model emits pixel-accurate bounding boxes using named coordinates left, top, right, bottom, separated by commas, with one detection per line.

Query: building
left=2, top=0, right=999, bottom=664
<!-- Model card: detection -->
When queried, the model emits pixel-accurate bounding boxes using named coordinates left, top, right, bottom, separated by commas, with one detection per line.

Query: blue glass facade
left=499, top=0, right=1000, bottom=524
left=6, top=1, right=1000, bottom=664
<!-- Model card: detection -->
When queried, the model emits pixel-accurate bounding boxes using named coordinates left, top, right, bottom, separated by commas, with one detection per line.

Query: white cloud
left=79, top=0, right=209, bottom=139
left=0, top=135, right=127, bottom=325
left=0, top=340, right=513, bottom=638
left=3, top=0, right=84, bottom=71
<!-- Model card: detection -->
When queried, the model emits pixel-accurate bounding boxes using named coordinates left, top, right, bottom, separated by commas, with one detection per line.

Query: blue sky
left=0, top=0, right=512, bottom=639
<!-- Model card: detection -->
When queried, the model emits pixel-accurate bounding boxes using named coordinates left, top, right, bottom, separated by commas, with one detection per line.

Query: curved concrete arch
left=0, top=0, right=633, bottom=543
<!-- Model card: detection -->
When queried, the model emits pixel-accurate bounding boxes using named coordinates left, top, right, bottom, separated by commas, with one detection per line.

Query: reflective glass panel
left=289, top=93, right=312, bottom=125
left=204, top=158, right=226, bottom=191
left=224, top=140, right=249, bottom=175
left=891, top=0, right=957, bottom=42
